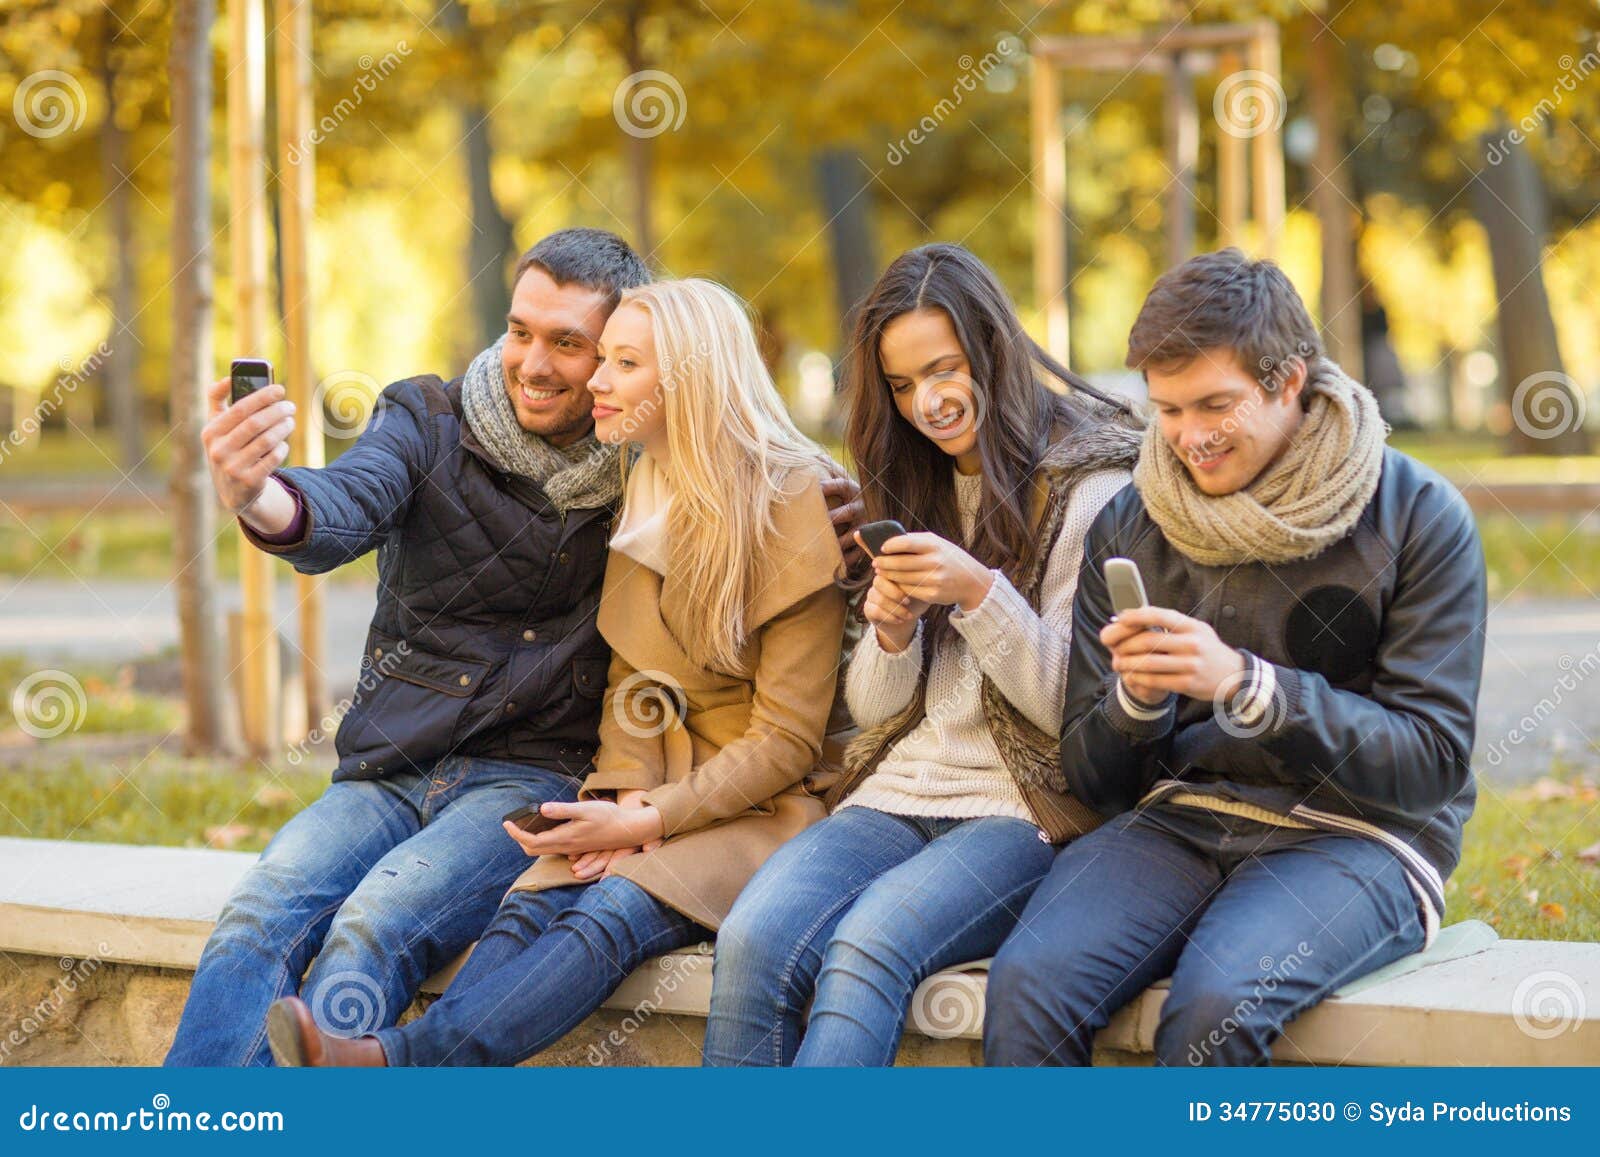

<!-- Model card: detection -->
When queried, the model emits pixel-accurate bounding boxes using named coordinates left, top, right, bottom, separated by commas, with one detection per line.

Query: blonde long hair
left=619, top=278, right=840, bottom=673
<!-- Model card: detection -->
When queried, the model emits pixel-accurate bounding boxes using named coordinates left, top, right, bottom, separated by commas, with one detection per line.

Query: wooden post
left=1249, top=23, right=1286, bottom=259
left=1031, top=49, right=1069, bottom=362
left=277, top=0, right=326, bottom=739
left=1164, top=51, right=1198, bottom=271
left=169, top=0, right=240, bottom=757
left=228, top=0, right=281, bottom=756
left=1306, top=17, right=1362, bottom=376
left=1216, top=50, right=1247, bottom=249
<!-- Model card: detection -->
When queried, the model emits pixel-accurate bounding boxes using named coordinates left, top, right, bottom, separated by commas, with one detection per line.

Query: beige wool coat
left=507, top=471, right=848, bottom=930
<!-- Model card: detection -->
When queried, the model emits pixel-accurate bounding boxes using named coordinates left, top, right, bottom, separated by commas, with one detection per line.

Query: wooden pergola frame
left=229, top=0, right=325, bottom=755
left=1030, top=21, right=1286, bottom=362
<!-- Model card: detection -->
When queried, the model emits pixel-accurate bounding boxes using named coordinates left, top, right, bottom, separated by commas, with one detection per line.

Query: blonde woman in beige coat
left=266, top=279, right=848, bottom=1066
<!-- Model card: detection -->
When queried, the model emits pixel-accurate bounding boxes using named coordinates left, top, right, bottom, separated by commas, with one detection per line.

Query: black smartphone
left=502, top=803, right=568, bottom=836
left=230, top=358, right=273, bottom=405
left=856, top=519, right=907, bottom=558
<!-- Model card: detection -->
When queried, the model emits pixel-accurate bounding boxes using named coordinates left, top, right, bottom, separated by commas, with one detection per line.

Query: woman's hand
left=868, top=531, right=993, bottom=613
left=501, top=798, right=665, bottom=860
left=569, top=845, right=637, bottom=881
left=566, top=789, right=666, bottom=879
left=860, top=569, right=929, bottom=654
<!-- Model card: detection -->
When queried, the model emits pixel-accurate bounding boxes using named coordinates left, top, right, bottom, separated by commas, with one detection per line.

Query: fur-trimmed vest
left=823, top=420, right=1143, bottom=843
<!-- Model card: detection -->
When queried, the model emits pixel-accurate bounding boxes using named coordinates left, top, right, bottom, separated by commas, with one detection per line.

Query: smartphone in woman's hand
left=503, top=804, right=568, bottom=836
left=856, top=518, right=907, bottom=558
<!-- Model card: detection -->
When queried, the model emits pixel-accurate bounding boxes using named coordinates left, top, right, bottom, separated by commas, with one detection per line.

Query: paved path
left=1, top=578, right=1595, bottom=783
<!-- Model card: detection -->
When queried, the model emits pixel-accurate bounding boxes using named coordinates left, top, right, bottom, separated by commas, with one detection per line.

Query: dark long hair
left=842, top=243, right=1131, bottom=646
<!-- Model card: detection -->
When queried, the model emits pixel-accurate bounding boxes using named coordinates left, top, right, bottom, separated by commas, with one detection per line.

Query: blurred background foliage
left=1, top=0, right=1597, bottom=458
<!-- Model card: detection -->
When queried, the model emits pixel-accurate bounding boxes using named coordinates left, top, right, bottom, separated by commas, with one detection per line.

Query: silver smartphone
left=1103, top=557, right=1150, bottom=616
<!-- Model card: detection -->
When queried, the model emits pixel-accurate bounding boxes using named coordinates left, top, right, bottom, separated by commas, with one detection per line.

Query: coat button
left=558, top=551, right=571, bottom=565
left=523, top=629, right=537, bottom=642
left=505, top=702, right=517, bottom=714
left=458, top=674, right=471, bottom=687
left=1222, top=605, right=1236, bottom=618
left=359, top=760, right=368, bottom=770
left=372, top=647, right=383, bottom=660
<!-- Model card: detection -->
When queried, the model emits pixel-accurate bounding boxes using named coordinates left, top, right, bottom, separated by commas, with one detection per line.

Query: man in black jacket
left=984, top=249, right=1486, bottom=1066
left=166, top=228, right=651, bottom=1066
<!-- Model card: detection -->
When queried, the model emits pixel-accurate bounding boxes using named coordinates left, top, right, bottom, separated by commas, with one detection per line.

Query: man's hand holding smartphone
left=201, top=359, right=298, bottom=534
left=1100, top=557, right=1244, bottom=706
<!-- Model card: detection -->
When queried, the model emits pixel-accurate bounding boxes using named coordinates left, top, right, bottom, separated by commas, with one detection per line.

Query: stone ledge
left=4, top=837, right=1598, bottom=1066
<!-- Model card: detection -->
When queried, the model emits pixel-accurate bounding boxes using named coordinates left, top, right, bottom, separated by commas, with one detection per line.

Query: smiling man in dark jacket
left=165, top=229, right=652, bottom=1066
left=984, top=249, right=1486, bottom=1066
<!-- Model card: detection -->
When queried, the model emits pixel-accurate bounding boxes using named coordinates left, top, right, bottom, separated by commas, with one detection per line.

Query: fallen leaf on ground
left=1501, top=854, right=1533, bottom=880
left=204, top=823, right=252, bottom=849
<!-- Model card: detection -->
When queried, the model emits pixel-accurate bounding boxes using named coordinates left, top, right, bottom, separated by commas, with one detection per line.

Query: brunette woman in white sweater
left=704, top=243, right=1141, bottom=1066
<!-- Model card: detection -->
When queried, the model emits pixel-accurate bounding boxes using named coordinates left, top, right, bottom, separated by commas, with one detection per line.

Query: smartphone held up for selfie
left=856, top=519, right=907, bottom=559
left=230, top=358, right=273, bottom=406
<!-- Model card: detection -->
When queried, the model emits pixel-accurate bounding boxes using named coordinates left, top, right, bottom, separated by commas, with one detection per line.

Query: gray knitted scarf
left=461, top=335, right=622, bottom=514
left=1133, top=358, right=1388, bottom=567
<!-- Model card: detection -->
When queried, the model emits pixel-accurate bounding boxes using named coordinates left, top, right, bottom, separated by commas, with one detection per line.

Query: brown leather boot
left=266, top=997, right=388, bottom=1067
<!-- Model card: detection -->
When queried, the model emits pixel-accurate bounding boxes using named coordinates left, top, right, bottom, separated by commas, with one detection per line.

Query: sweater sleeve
left=950, top=469, right=1131, bottom=734
left=844, top=619, right=924, bottom=727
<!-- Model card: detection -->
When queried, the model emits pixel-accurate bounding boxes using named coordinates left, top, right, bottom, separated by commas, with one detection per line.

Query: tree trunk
left=619, top=1, right=654, bottom=260
left=169, top=0, right=240, bottom=757
left=101, top=3, right=143, bottom=470
left=1474, top=126, right=1589, bottom=454
left=1305, top=19, right=1362, bottom=379
left=814, top=148, right=879, bottom=346
left=440, top=0, right=516, bottom=353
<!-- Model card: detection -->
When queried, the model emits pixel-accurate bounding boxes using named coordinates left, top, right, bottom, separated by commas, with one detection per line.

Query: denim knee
left=209, top=859, right=324, bottom=952
left=982, top=935, right=1092, bottom=1065
left=820, top=904, right=918, bottom=992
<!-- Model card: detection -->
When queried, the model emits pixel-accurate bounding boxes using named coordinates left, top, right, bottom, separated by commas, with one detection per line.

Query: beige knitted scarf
left=1133, top=358, right=1388, bottom=566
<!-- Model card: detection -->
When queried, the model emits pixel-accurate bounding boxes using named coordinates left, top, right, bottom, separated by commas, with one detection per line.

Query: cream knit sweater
left=839, top=466, right=1131, bottom=821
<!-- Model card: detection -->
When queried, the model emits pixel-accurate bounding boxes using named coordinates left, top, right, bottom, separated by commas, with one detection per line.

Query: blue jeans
left=983, top=804, right=1427, bottom=1066
left=374, top=876, right=709, bottom=1065
left=703, top=807, right=1056, bottom=1066
left=164, top=755, right=580, bottom=1067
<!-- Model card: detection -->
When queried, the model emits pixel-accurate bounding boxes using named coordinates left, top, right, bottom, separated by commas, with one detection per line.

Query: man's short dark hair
left=1126, top=247, right=1323, bottom=388
left=512, top=227, right=651, bottom=310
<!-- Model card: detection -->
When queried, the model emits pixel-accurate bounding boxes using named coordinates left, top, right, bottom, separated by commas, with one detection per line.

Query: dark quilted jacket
left=241, top=374, right=614, bottom=782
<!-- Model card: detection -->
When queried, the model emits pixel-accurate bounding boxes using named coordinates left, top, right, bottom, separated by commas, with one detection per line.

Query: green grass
left=1448, top=770, right=1600, bottom=941
left=1478, top=514, right=1600, bottom=601
left=0, top=654, right=181, bottom=736
left=0, top=507, right=378, bottom=584
left=0, top=754, right=327, bottom=851
left=0, top=430, right=173, bottom=476
left=1392, top=431, right=1600, bottom=485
